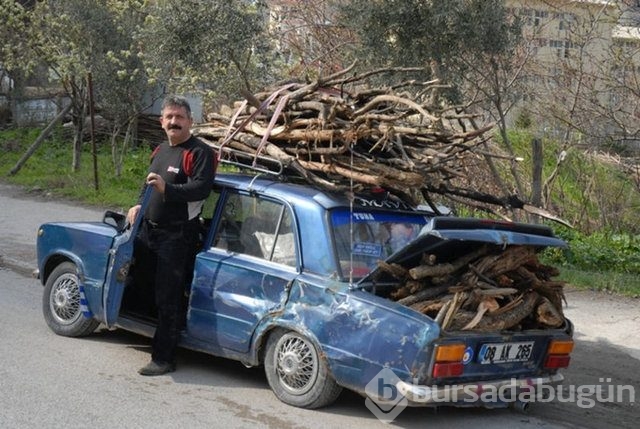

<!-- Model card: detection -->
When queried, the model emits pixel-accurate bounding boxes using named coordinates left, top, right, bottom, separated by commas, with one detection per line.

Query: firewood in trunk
left=410, top=299, right=446, bottom=316
left=483, top=246, right=537, bottom=278
left=514, top=266, right=566, bottom=315
left=408, top=245, right=489, bottom=280
left=536, top=297, right=564, bottom=328
left=376, top=260, right=408, bottom=279
left=461, top=297, right=500, bottom=330
left=448, top=291, right=540, bottom=331
left=421, top=253, right=437, bottom=266
left=441, top=291, right=468, bottom=331
left=397, top=285, right=451, bottom=306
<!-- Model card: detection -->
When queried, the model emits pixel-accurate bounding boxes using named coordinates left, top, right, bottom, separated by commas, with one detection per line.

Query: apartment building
left=505, top=0, right=640, bottom=144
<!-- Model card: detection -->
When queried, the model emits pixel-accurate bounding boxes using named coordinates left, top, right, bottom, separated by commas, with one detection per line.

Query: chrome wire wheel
left=49, top=272, right=81, bottom=326
left=265, top=329, right=342, bottom=408
left=274, top=332, right=319, bottom=395
left=43, top=262, right=99, bottom=337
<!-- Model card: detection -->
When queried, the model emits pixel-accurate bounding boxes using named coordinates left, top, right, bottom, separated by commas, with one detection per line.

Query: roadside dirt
left=532, top=288, right=639, bottom=428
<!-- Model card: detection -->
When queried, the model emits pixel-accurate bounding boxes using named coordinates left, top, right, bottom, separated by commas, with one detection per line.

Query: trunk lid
left=357, top=216, right=567, bottom=285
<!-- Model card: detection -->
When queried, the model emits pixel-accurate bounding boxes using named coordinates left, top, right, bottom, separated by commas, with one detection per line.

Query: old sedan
left=36, top=173, right=573, bottom=410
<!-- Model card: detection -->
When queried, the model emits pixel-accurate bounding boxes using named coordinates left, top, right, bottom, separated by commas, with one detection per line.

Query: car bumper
left=395, top=373, right=564, bottom=406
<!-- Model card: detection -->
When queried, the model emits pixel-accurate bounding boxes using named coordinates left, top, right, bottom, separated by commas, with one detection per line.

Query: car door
left=187, top=189, right=299, bottom=353
left=103, top=186, right=153, bottom=327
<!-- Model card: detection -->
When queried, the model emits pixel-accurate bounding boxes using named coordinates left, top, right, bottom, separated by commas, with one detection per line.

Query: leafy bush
left=543, top=226, right=640, bottom=274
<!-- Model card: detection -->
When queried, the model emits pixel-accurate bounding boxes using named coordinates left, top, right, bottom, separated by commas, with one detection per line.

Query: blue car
left=36, top=173, right=574, bottom=410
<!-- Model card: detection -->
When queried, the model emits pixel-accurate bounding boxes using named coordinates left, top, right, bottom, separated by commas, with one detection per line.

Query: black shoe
left=138, top=360, right=176, bottom=376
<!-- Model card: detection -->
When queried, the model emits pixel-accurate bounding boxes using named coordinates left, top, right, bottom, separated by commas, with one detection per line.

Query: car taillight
left=432, top=362, right=464, bottom=377
left=432, top=343, right=466, bottom=378
left=544, top=339, right=574, bottom=369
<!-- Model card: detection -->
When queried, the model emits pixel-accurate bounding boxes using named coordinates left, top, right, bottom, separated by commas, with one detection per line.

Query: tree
left=1, top=0, right=160, bottom=177
left=336, top=0, right=528, bottom=216
left=0, top=0, right=41, bottom=123
left=97, top=0, right=154, bottom=177
left=265, top=0, right=357, bottom=78
left=136, top=0, right=278, bottom=105
left=519, top=1, right=640, bottom=231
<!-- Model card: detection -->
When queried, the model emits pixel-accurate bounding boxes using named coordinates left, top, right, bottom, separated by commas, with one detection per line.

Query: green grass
left=0, top=127, right=146, bottom=210
left=504, top=129, right=640, bottom=234
left=557, top=267, right=640, bottom=298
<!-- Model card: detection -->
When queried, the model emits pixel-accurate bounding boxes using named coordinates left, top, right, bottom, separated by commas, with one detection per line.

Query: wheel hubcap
left=54, top=289, right=70, bottom=307
left=50, top=273, right=81, bottom=325
left=275, top=334, right=318, bottom=395
left=281, top=351, right=301, bottom=375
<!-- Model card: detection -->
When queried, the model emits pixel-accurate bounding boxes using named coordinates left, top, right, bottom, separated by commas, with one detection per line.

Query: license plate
left=478, top=341, right=534, bottom=364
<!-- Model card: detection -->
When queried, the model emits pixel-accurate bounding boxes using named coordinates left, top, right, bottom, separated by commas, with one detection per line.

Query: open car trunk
left=359, top=217, right=569, bottom=333
left=356, top=217, right=574, bottom=391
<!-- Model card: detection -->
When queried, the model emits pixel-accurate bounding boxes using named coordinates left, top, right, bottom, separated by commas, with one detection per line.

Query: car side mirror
left=103, top=210, right=127, bottom=233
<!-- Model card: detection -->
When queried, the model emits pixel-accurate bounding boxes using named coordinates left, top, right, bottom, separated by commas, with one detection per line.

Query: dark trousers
left=132, top=219, right=200, bottom=364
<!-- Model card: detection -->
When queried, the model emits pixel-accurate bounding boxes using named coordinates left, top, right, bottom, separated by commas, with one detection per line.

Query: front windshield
left=330, top=208, right=430, bottom=280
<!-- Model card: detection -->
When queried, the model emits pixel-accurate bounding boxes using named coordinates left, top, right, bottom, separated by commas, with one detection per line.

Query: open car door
left=102, top=186, right=153, bottom=327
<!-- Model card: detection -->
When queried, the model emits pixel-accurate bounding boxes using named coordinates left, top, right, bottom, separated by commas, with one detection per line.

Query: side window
left=213, top=193, right=296, bottom=266
left=200, top=189, right=221, bottom=222
left=199, top=188, right=221, bottom=245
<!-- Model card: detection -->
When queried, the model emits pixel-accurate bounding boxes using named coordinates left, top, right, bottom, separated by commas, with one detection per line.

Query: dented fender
left=248, top=275, right=441, bottom=392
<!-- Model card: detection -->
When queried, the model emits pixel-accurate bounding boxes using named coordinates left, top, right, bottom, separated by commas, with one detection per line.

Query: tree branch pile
left=193, top=65, right=517, bottom=214
left=379, top=245, right=566, bottom=332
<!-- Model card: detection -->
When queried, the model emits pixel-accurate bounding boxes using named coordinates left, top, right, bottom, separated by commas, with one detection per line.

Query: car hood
left=357, top=216, right=567, bottom=285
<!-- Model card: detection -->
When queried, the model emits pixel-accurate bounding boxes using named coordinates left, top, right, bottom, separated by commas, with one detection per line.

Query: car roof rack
left=212, top=144, right=284, bottom=177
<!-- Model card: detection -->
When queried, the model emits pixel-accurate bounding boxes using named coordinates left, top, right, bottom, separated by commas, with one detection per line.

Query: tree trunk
left=72, top=118, right=83, bottom=172
left=8, top=103, right=73, bottom=176
left=531, top=138, right=543, bottom=223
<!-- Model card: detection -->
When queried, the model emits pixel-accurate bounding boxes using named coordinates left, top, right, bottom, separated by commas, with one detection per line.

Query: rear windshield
left=330, top=208, right=430, bottom=280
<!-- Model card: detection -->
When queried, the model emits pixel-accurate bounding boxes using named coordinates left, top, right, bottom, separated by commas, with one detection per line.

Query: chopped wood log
left=448, top=291, right=540, bottom=332
left=536, top=297, right=564, bottom=328
left=397, top=285, right=451, bottom=306
left=461, top=297, right=500, bottom=330
left=408, top=245, right=489, bottom=280
left=410, top=299, right=446, bottom=315
left=377, top=260, right=408, bottom=279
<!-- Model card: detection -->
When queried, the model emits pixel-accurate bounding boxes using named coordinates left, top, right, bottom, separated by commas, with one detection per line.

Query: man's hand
left=127, top=204, right=141, bottom=225
left=146, top=172, right=166, bottom=194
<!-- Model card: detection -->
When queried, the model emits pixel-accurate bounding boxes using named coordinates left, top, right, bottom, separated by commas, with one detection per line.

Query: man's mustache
left=168, top=124, right=182, bottom=130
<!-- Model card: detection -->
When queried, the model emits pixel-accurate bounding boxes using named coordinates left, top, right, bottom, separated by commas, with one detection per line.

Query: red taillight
left=432, top=343, right=466, bottom=378
left=544, top=339, right=573, bottom=369
left=544, top=354, right=571, bottom=369
left=432, top=362, right=464, bottom=378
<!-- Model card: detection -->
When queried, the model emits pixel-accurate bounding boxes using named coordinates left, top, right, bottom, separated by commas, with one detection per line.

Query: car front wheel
left=42, top=261, right=99, bottom=337
left=264, top=330, right=342, bottom=409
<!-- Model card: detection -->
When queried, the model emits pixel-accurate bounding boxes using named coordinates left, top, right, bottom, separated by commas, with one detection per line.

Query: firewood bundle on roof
left=193, top=64, right=508, bottom=214
left=379, top=245, right=566, bottom=332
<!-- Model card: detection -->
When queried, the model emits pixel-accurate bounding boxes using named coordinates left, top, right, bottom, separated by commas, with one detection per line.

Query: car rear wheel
left=42, top=262, right=99, bottom=337
left=264, top=330, right=342, bottom=409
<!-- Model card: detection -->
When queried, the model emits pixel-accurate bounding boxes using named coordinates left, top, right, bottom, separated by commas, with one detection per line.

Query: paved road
left=0, top=182, right=637, bottom=428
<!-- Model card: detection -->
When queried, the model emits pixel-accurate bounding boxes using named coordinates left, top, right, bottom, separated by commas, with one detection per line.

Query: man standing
left=127, top=95, right=216, bottom=376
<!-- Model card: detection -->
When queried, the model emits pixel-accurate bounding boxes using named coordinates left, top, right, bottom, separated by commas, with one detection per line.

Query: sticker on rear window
left=352, top=242, right=383, bottom=257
